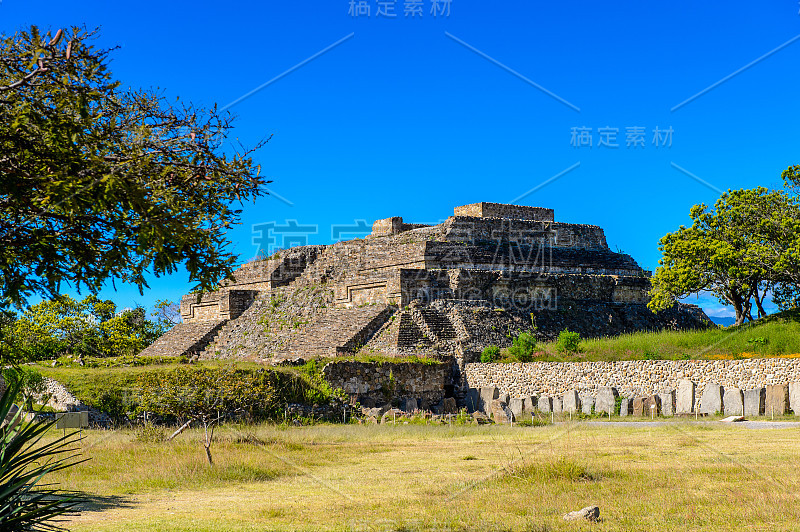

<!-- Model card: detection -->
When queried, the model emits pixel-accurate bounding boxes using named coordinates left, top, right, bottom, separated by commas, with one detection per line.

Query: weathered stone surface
left=698, top=383, right=723, bottom=415
left=552, top=396, right=563, bottom=414
left=508, top=398, right=524, bottom=420
left=632, top=397, right=645, bottom=417
left=618, top=398, right=631, bottom=417
left=403, top=398, right=418, bottom=412
left=490, top=399, right=513, bottom=424
left=744, top=388, right=765, bottom=416
left=537, top=395, right=552, bottom=413
left=522, top=396, right=537, bottom=414
left=676, top=379, right=695, bottom=414
left=766, top=384, right=790, bottom=416
left=595, top=387, right=618, bottom=415
left=563, top=505, right=600, bottom=522
left=789, top=382, right=800, bottom=416
left=563, top=390, right=581, bottom=413
left=442, top=397, right=458, bottom=414
left=471, top=411, right=490, bottom=424
left=722, top=387, right=744, bottom=416
left=659, top=391, right=675, bottom=416
left=581, top=395, right=595, bottom=415
left=381, top=408, right=404, bottom=424
left=465, top=388, right=481, bottom=413
left=480, top=387, right=500, bottom=415
left=642, top=395, right=661, bottom=416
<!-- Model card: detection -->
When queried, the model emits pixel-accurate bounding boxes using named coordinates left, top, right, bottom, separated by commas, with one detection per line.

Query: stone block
left=537, top=395, right=552, bottom=413
left=595, top=387, right=618, bottom=415
left=766, top=384, right=790, bottom=416
left=563, top=390, right=581, bottom=413
left=552, top=396, right=563, bottom=414
left=581, top=395, right=595, bottom=415
left=642, top=395, right=661, bottom=416
left=403, top=397, right=417, bottom=412
left=743, top=388, right=765, bottom=416
left=676, top=380, right=695, bottom=414
left=490, top=399, right=513, bottom=424
left=698, top=383, right=723, bottom=415
left=722, top=387, right=744, bottom=416
left=522, top=396, right=537, bottom=414
left=790, top=382, right=800, bottom=416
left=442, top=397, right=458, bottom=415
left=659, top=391, right=675, bottom=416
left=508, top=398, right=524, bottom=420
left=618, top=398, right=631, bottom=417
left=465, top=388, right=481, bottom=413
left=479, top=387, right=499, bottom=415
left=632, top=397, right=645, bottom=417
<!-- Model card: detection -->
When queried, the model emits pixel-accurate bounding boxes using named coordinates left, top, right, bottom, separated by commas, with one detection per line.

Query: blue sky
left=4, top=1, right=800, bottom=319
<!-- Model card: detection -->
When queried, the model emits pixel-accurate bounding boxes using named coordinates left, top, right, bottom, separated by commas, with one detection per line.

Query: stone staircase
left=199, top=291, right=279, bottom=359
left=139, top=320, right=226, bottom=358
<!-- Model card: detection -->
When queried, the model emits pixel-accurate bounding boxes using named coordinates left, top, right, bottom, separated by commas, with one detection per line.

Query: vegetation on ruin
left=42, top=422, right=800, bottom=531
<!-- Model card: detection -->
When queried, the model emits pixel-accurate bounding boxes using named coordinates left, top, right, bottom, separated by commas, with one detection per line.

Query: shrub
left=480, top=345, right=500, bottom=363
left=508, top=332, right=537, bottom=362
left=556, top=329, right=581, bottom=354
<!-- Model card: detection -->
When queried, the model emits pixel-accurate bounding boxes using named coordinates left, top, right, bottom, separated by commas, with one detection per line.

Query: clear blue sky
left=5, top=1, right=800, bottom=320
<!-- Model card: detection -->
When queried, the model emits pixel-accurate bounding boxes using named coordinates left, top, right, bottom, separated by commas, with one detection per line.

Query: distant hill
left=709, top=316, right=736, bottom=327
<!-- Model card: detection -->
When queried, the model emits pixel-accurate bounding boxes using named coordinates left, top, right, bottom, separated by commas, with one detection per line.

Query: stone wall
left=463, top=359, right=800, bottom=399
left=323, top=360, right=454, bottom=405
left=180, top=289, right=258, bottom=323
left=453, top=202, right=555, bottom=222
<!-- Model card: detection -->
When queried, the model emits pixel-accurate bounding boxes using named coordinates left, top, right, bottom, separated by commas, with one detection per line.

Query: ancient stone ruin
left=141, top=202, right=711, bottom=364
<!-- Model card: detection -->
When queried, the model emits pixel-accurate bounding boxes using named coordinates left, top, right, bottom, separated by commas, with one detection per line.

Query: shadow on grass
left=70, top=492, right=136, bottom=513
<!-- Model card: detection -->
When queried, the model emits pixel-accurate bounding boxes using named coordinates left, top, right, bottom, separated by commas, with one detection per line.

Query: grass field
left=51, top=421, right=800, bottom=531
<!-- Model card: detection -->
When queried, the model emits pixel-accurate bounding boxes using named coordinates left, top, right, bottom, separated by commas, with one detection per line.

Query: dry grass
left=48, top=422, right=800, bottom=531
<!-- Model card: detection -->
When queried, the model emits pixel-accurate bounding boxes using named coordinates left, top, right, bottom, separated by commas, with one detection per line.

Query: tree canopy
left=649, top=170, right=800, bottom=325
left=0, top=26, right=270, bottom=310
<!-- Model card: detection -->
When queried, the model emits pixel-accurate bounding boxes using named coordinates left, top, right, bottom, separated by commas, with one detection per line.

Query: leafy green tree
left=508, top=333, right=536, bottom=362
left=648, top=187, right=796, bottom=325
left=136, top=367, right=275, bottom=464
left=0, top=26, right=270, bottom=311
left=556, top=329, right=581, bottom=354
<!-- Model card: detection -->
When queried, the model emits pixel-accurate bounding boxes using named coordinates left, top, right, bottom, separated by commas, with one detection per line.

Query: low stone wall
left=323, top=360, right=454, bottom=406
left=463, top=359, right=800, bottom=398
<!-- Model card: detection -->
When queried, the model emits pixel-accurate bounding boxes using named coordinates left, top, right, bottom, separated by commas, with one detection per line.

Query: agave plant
left=0, top=381, right=84, bottom=531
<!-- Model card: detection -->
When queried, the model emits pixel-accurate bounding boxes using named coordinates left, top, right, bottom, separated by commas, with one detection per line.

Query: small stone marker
left=563, top=505, right=600, bottom=522
left=508, top=397, right=524, bottom=420
left=522, top=395, right=537, bottom=414
left=618, top=397, right=632, bottom=417
left=552, top=396, right=563, bottom=414
left=595, top=387, right=618, bottom=415
left=563, top=390, right=581, bottom=413
left=766, top=384, right=790, bottom=416
left=490, top=399, right=513, bottom=424
left=479, top=387, right=499, bottom=415
left=642, top=394, right=661, bottom=416
left=789, top=382, right=800, bottom=416
left=698, top=383, right=724, bottom=415
left=465, top=388, right=481, bottom=413
left=537, top=395, right=552, bottom=413
left=743, top=388, right=765, bottom=416
left=403, top=397, right=418, bottom=412
left=581, top=394, right=595, bottom=415
left=676, top=379, right=695, bottom=414
left=632, top=397, right=645, bottom=417
left=722, top=387, right=744, bottom=416
left=442, top=397, right=458, bottom=414
left=659, top=390, right=675, bottom=416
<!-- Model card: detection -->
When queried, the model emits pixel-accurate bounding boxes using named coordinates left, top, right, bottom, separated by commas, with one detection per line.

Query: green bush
left=480, top=345, right=500, bottom=363
left=556, top=329, right=581, bottom=354
left=508, top=332, right=537, bottom=362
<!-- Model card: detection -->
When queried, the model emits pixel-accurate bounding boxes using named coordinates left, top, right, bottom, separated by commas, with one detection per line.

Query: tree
left=136, top=367, right=275, bottom=465
left=152, top=299, right=181, bottom=330
left=0, top=26, right=270, bottom=311
left=0, top=380, right=84, bottom=531
left=648, top=186, right=798, bottom=325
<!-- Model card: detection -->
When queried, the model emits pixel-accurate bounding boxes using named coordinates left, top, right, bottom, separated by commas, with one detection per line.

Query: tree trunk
left=203, top=420, right=215, bottom=466
left=167, top=419, right=192, bottom=441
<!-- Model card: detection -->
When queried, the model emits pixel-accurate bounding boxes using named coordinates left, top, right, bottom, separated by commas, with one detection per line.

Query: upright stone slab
left=618, top=398, right=632, bottom=417
left=552, top=396, right=563, bottom=414
left=479, top=387, right=499, bottom=415
left=465, top=388, right=481, bottom=413
left=642, top=395, right=661, bottom=416
left=699, top=383, right=724, bottom=415
left=537, top=395, right=552, bottom=413
left=563, top=390, right=581, bottom=413
left=595, top=387, right=619, bottom=415
left=442, top=397, right=458, bottom=414
left=659, top=390, right=675, bottom=416
left=789, top=383, right=800, bottom=416
left=522, top=396, right=537, bottom=415
left=508, top=398, right=524, bottom=420
left=403, top=397, right=418, bottom=412
left=490, top=399, right=513, bottom=424
left=632, top=397, right=645, bottom=416
left=766, top=384, right=790, bottom=416
left=722, top=387, right=744, bottom=416
left=744, top=388, right=765, bottom=416
left=581, top=395, right=595, bottom=415
left=676, top=379, right=695, bottom=414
